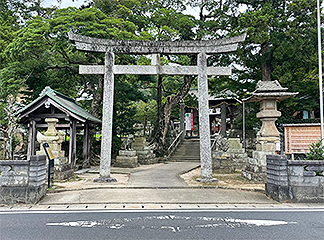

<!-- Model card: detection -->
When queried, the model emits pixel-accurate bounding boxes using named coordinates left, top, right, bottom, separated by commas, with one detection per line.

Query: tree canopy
left=0, top=0, right=323, bottom=160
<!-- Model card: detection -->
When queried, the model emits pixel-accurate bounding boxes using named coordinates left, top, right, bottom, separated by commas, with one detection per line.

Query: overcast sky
left=43, top=0, right=86, bottom=8
left=42, top=0, right=199, bottom=18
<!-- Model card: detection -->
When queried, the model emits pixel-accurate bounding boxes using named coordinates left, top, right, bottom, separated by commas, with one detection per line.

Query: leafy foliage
left=1, top=0, right=324, bottom=160
left=306, top=140, right=324, bottom=160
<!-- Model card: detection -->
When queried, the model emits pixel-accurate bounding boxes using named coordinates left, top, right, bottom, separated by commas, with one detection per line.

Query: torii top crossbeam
left=68, top=33, right=246, bottom=54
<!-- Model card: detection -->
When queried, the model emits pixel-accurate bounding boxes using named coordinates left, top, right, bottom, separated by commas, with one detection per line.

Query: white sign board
left=185, top=113, right=191, bottom=131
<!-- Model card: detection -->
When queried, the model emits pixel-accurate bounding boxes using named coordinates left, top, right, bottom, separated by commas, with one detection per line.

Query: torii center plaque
left=69, top=33, right=246, bottom=182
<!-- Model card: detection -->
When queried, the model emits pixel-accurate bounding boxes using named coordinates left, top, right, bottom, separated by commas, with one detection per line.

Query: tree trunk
left=152, top=74, right=195, bottom=156
left=151, top=75, right=164, bottom=152
left=2, top=95, right=17, bottom=160
left=261, top=41, right=272, bottom=81
left=143, top=115, right=147, bottom=137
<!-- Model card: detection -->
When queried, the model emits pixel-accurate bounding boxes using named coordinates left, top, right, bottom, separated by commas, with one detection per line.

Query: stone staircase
left=170, top=138, right=200, bottom=162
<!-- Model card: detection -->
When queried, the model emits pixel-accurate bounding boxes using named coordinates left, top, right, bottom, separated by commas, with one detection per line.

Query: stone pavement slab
left=38, top=161, right=275, bottom=206
left=127, top=162, right=200, bottom=187
left=39, top=188, right=275, bottom=205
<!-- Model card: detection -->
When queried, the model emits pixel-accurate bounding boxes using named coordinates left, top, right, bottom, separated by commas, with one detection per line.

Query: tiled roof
left=17, top=86, right=101, bottom=124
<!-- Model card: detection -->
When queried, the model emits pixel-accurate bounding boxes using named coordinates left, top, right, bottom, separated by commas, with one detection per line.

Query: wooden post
left=221, top=102, right=226, bottom=137
left=69, top=119, right=77, bottom=168
left=27, top=120, right=36, bottom=160
left=180, top=103, right=185, bottom=139
left=83, top=123, right=89, bottom=166
left=69, top=122, right=72, bottom=164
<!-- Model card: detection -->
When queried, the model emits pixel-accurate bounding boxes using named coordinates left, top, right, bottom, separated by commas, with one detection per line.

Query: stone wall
left=265, top=155, right=324, bottom=203
left=0, top=155, right=47, bottom=204
left=212, top=152, right=247, bottom=173
left=212, top=151, right=234, bottom=173
left=212, top=138, right=249, bottom=174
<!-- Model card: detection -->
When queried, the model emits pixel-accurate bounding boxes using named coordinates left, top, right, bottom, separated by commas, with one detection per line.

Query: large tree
left=2, top=5, right=146, bottom=164
left=196, top=1, right=321, bottom=126
left=0, top=0, right=23, bottom=159
left=237, top=0, right=319, bottom=121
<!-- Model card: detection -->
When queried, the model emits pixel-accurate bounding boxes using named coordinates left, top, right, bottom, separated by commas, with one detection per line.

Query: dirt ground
left=50, top=166, right=265, bottom=191
left=50, top=173, right=129, bottom=191
left=180, top=167, right=265, bottom=190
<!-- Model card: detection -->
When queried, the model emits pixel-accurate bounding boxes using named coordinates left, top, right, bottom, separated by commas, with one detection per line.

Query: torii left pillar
left=94, top=52, right=117, bottom=182
left=197, top=51, right=217, bottom=182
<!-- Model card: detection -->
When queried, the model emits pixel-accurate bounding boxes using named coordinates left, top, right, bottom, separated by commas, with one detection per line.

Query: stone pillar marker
left=94, top=52, right=117, bottom=182
left=197, top=51, right=217, bottom=182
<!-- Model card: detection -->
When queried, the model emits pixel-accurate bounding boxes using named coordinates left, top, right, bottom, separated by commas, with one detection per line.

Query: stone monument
left=132, top=137, right=157, bottom=165
left=36, top=118, right=73, bottom=179
left=212, top=137, right=248, bottom=173
left=114, top=150, right=139, bottom=168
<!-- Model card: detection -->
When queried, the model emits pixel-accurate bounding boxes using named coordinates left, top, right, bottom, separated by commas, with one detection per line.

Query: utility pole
left=317, top=0, right=324, bottom=145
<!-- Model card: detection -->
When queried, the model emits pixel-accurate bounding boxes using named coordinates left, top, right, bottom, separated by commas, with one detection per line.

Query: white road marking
left=45, top=215, right=297, bottom=230
left=47, top=221, right=124, bottom=229
left=224, top=218, right=296, bottom=226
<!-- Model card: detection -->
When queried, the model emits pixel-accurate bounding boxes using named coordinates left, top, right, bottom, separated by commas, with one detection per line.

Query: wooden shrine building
left=17, top=86, right=101, bottom=168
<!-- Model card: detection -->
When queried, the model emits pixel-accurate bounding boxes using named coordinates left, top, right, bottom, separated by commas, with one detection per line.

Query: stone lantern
left=36, top=118, right=72, bottom=179
left=248, top=80, right=298, bottom=166
left=36, top=118, right=66, bottom=164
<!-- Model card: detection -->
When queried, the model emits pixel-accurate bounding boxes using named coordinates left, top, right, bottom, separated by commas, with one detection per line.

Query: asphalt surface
left=1, top=208, right=323, bottom=240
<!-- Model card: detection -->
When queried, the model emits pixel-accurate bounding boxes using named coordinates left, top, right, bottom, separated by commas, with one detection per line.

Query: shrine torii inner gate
left=69, top=33, right=246, bottom=182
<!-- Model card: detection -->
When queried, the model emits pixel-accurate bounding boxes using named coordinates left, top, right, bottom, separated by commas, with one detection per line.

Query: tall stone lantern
left=248, top=80, right=298, bottom=166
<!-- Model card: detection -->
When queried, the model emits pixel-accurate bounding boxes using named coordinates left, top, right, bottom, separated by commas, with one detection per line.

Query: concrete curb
left=47, top=185, right=265, bottom=194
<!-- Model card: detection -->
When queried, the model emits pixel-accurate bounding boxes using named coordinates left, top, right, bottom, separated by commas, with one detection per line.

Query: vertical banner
left=191, top=112, right=194, bottom=130
left=185, top=113, right=191, bottom=131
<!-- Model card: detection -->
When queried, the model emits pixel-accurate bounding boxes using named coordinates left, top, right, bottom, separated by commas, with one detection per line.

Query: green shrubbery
left=306, top=140, right=324, bottom=160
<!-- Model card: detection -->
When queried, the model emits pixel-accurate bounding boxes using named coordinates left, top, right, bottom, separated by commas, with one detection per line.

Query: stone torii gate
left=69, top=33, right=246, bottom=182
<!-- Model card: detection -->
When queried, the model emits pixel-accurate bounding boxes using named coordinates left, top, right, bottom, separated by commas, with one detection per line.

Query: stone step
left=174, top=145, right=200, bottom=148
left=173, top=151, right=200, bottom=157
left=174, top=146, right=200, bottom=149
left=173, top=151, right=200, bottom=155
left=180, top=142, right=200, bottom=145
left=170, top=156, right=200, bottom=159
left=171, top=156, right=200, bottom=160
left=175, top=147, right=200, bottom=150
left=170, top=159, right=200, bottom=162
left=170, top=139, right=201, bottom=162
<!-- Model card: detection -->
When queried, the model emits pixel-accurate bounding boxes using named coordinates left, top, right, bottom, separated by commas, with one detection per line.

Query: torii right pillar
left=248, top=80, right=298, bottom=166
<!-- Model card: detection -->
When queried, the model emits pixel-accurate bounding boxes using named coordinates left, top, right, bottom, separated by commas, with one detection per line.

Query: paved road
left=1, top=208, right=323, bottom=240
left=127, top=162, right=200, bottom=187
